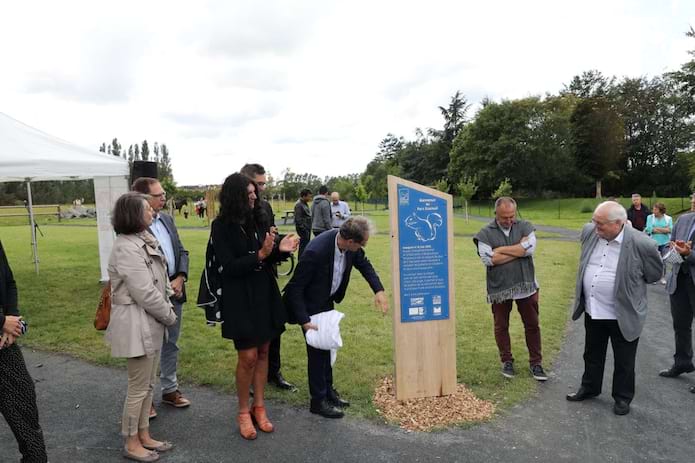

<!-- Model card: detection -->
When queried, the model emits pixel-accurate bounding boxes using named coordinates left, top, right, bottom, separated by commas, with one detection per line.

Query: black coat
left=209, top=218, right=287, bottom=342
left=0, top=240, right=19, bottom=330
left=283, top=229, right=384, bottom=325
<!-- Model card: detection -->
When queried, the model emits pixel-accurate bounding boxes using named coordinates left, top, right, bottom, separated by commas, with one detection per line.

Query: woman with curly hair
left=207, top=173, right=297, bottom=439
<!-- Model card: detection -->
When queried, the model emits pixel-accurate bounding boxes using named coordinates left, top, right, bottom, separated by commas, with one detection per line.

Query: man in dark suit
left=660, top=194, right=695, bottom=390
left=284, top=216, right=389, bottom=418
left=566, top=201, right=662, bottom=415
left=0, top=240, right=48, bottom=462
left=240, top=163, right=296, bottom=391
left=132, top=178, right=191, bottom=416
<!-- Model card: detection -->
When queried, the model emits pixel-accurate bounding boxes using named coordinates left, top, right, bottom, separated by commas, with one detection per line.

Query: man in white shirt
left=567, top=201, right=663, bottom=416
left=330, top=192, right=351, bottom=229
left=132, top=177, right=192, bottom=416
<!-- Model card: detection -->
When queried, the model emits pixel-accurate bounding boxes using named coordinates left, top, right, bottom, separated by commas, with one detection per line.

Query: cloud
left=163, top=100, right=281, bottom=138
left=192, top=1, right=329, bottom=59
left=23, top=25, right=147, bottom=104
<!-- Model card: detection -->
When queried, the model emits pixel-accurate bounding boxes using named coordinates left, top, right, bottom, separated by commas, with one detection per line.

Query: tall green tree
left=110, top=138, right=121, bottom=157
left=158, top=144, right=173, bottom=180
left=570, top=96, right=624, bottom=198
left=141, top=140, right=149, bottom=161
left=448, top=96, right=580, bottom=197
left=668, top=27, right=695, bottom=113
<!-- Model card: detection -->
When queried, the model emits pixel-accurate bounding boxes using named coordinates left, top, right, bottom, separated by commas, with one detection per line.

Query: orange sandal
left=250, top=405, right=274, bottom=433
left=237, top=411, right=257, bottom=440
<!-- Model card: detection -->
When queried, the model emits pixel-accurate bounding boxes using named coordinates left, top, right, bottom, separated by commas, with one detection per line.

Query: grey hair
left=595, top=201, right=627, bottom=222
left=339, top=216, right=376, bottom=243
left=495, top=196, right=517, bottom=210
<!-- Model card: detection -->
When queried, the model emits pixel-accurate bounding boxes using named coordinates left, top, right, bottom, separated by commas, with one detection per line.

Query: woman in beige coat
left=106, top=192, right=177, bottom=463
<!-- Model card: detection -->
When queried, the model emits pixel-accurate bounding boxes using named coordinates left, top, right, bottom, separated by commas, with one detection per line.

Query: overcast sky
left=1, top=0, right=693, bottom=186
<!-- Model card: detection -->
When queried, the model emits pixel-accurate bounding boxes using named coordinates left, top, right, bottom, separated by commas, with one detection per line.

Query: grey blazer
left=572, top=223, right=663, bottom=341
left=665, top=212, right=695, bottom=295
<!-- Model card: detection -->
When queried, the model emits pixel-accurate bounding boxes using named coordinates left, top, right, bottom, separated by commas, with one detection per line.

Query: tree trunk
left=465, top=199, right=469, bottom=223
left=595, top=179, right=602, bottom=199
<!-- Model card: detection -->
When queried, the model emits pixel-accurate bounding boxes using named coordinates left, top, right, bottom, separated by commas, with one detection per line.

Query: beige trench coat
left=105, top=234, right=177, bottom=358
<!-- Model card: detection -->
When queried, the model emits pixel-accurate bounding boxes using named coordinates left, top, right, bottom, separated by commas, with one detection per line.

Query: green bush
left=580, top=201, right=593, bottom=213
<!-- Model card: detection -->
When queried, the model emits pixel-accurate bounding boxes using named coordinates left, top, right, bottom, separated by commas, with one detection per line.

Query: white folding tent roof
left=0, top=112, right=129, bottom=280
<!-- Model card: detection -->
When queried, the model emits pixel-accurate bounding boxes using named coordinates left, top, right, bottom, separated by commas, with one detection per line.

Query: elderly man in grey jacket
left=566, top=201, right=663, bottom=416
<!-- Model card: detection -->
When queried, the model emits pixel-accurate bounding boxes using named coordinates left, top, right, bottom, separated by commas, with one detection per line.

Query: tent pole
left=26, top=180, right=39, bottom=274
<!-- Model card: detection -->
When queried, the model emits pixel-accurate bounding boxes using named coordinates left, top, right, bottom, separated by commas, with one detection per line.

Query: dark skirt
left=232, top=326, right=284, bottom=351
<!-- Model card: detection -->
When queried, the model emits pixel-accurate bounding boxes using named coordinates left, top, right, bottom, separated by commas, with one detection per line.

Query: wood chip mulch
left=373, top=376, right=496, bottom=432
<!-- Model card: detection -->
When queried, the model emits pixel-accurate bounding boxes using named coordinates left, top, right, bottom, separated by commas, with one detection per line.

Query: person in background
left=294, top=189, right=313, bottom=258
left=0, top=240, right=48, bottom=463
left=644, top=202, right=672, bottom=285
left=566, top=201, right=662, bottom=416
left=240, top=163, right=297, bottom=392
left=107, top=192, right=178, bottom=462
left=207, top=173, right=298, bottom=439
left=311, top=185, right=332, bottom=237
left=627, top=194, right=649, bottom=232
left=330, top=192, right=351, bottom=229
left=180, top=203, right=189, bottom=220
left=132, top=178, right=191, bottom=417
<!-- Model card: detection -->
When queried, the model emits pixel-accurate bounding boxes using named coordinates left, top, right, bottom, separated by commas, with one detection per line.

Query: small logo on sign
left=399, top=188, right=409, bottom=205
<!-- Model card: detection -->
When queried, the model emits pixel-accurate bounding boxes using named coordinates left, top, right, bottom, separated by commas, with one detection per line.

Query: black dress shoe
left=566, top=387, right=599, bottom=402
left=268, top=372, right=297, bottom=391
left=310, top=399, right=344, bottom=418
left=613, top=400, right=630, bottom=415
left=327, top=388, right=350, bottom=408
left=658, top=365, right=695, bottom=378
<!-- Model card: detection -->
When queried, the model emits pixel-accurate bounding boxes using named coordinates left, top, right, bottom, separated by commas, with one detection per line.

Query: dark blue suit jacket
left=152, top=212, right=189, bottom=302
left=283, top=229, right=384, bottom=325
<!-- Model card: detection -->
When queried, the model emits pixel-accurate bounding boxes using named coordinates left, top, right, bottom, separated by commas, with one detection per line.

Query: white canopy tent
left=0, top=112, right=129, bottom=280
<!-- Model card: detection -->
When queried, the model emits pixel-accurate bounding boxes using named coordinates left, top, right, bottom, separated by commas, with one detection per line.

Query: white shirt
left=150, top=214, right=175, bottom=277
left=582, top=227, right=624, bottom=320
left=331, top=234, right=346, bottom=296
left=331, top=201, right=351, bottom=228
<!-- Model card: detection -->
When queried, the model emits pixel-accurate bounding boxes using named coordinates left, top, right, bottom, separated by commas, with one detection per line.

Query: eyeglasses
left=591, top=218, right=616, bottom=226
left=150, top=192, right=166, bottom=198
left=256, top=182, right=267, bottom=187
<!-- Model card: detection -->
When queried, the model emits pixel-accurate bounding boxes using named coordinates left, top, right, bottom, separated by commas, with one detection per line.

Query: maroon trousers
left=491, top=291, right=542, bottom=366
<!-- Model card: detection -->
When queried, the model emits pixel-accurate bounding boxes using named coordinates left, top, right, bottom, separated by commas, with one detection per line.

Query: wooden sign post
left=388, top=175, right=457, bottom=400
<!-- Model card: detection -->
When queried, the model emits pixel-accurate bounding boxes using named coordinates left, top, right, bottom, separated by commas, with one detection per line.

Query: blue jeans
left=160, top=300, right=183, bottom=395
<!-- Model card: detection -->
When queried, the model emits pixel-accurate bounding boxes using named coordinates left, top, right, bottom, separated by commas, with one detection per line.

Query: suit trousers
left=581, top=314, right=639, bottom=403
left=267, top=335, right=282, bottom=378
left=160, top=299, right=183, bottom=395
left=491, top=291, right=542, bottom=365
left=0, top=343, right=47, bottom=463
left=122, top=351, right=160, bottom=436
left=297, top=229, right=311, bottom=258
left=304, top=331, right=333, bottom=405
left=668, top=271, right=695, bottom=369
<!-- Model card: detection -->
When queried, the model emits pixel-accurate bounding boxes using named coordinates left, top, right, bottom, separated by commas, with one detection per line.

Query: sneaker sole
left=501, top=371, right=515, bottom=379
left=532, top=375, right=548, bottom=381
left=161, top=400, right=191, bottom=408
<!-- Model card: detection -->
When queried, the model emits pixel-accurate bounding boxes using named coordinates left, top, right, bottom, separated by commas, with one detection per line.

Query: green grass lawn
left=1, top=213, right=579, bottom=425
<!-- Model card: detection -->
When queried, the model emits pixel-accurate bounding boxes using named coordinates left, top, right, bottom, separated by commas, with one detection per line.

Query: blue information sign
left=397, top=184, right=450, bottom=323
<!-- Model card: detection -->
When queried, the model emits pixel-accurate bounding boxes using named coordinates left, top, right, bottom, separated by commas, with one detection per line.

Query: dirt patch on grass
left=373, top=376, right=495, bottom=431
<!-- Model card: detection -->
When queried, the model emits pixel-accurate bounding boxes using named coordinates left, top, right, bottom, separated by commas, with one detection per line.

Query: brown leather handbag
left=94, top=281, right=112, bottom=330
